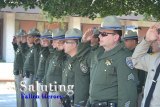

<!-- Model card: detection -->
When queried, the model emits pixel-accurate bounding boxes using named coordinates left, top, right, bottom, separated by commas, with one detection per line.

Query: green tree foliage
left=1, top=0, right=160, bottom=20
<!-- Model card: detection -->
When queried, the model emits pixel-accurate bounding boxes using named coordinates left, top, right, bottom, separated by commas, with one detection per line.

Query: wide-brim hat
left=100, top=16, right=122, bottom=30
left=64, top=28, right=82, bottom=40
left=15, top=29, right=27, bottom=37
left=40, top=29, right=52, bottom=39
left=52, top=28, right=65, bottom=40
left=123, top=30, right=138, bottom=40
left=27, top=28, right=40, bottom=37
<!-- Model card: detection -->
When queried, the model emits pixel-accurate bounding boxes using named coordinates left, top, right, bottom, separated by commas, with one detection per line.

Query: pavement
left=0, top=94, right=16, bottom=107
left=0, top=81, right=16, bottom=107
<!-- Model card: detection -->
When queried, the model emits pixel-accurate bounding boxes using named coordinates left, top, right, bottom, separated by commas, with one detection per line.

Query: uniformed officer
left=90, top=27, right=100, bottom=47
left=12, top=29, right=27, bottom=107
left=42, top=33, right=58, bottom=85
left=23, top=28, right=41, bottom=107
left=83, top=27, right=100, bottom=78
left=83, top=16, right=138, bottom=107
left=123, top=30, right=139, bottom=51
left=132, top=24, right=160, bottom=107
left=44, top=28, right=66, bottom=107
left=62, top=28, right=90, bottom=107
left=123, top=30, right=147, bottom=107
left=32, top=28, right=41, bottom=78
left=35, top=29, right=51, bottom=107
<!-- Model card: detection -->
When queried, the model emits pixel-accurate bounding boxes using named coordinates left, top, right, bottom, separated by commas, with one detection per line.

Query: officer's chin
left=99, top=41, right=103, bottom=46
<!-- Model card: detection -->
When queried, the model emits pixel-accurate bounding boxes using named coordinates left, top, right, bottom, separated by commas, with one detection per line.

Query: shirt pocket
left=105, top=65, right=117, bottom=85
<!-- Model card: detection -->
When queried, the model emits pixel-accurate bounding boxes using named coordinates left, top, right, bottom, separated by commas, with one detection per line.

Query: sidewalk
left=0, top=82, right=16, bottom=107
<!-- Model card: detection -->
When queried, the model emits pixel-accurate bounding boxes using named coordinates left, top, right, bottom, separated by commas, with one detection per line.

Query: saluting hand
left=82, top=29, right=93, bottom=43
left=145, top=23, right=160, bottom=42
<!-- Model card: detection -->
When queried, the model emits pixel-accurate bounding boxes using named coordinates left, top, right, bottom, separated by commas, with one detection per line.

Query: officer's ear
left=76, top=39, right=81, bottom=45
left=113, top=34, right=121, bottom=42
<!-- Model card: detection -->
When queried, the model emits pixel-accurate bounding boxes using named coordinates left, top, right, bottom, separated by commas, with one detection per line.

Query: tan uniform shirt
left=132, top=39, right=160, bottom=107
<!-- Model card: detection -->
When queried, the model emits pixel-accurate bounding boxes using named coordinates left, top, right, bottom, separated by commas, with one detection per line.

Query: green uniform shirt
left=89, top=43, right=138, bottom=107
left=123, top=44, right=147, bottom=94
left=12, top=43, right=18, bottom=52
left=13, top=43, right=28, bottom=75
left=23, top=45, right=35, bottom=75
left=42, top=47, right=56, bottom=85
left=34, top=43, right=41, bottom=75
left=45, top=50, right=66, bottom=85
left=62, top=42, right=91, bottom=106
left=36, top=47, right=50, bottom=82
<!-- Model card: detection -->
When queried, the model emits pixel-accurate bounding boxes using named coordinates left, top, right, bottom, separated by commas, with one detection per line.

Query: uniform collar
left=99, top=43, right=123, bottom=59
left=91, top=44, right=99, bottom=51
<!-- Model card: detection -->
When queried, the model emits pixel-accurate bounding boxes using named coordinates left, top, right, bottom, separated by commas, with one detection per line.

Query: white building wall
left=68, top=17, right=81, bottom=30
left=3, top=13, right=15, bottom=62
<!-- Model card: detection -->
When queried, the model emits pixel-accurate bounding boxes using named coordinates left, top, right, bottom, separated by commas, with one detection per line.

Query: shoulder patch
left=80, top=61, right=88, bottom=73
left=126, top=57, right=134, bottom=69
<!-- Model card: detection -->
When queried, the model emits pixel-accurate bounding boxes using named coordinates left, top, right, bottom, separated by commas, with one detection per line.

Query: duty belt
left=91, top=101, right=117, bottom=107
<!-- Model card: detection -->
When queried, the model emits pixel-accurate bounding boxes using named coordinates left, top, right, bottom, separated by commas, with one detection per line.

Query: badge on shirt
left=105, top=59, right=112, bottom=66
left=30, top=49, right=33, bottom=53
left=68, top=64, right=72, bottom=70
left=17, top=49, right=20, bottom=53
left=126, top=57, right=134, bottom=69
left=41, top=54, right=43, bottom=58
left=80, top=62, right=88, bottom=73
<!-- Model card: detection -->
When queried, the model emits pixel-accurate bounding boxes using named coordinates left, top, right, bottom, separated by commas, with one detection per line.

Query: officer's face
left=124, top=39, right=138, bottom=50
left=99, top=30, right=119, bottom=49
left=16, top=36, right=21, bottom=44
left=41, top=38, right=50, bottom=47
left=21, top=36, right=27, bottom=43
left=64, top=39, right=77, bottom=55
left=52, top=40, right=59, bottom=48
left=27, top=35, right=34, bottom=44
left=34, top=37, right=40, bottom=44
left=57, top=40, right=65, bottom=51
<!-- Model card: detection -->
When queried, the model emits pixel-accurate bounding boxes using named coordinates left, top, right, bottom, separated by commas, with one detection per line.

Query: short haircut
left=113, top=30, right=122, bottom=42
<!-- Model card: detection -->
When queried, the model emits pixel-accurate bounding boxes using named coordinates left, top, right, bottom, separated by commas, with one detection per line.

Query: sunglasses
left=99, top=32, right=115, bottom=37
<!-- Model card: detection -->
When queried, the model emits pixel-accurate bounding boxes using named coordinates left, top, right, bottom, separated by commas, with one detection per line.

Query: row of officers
left=12, top=16, right=159, bottom=107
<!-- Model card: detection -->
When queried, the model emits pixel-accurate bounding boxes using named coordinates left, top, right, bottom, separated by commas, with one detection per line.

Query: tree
left=1, top=0, right=160, bottom=20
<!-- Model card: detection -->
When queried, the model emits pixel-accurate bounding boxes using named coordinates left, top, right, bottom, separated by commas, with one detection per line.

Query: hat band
left=124, top=36, right=138, bottom=40
left=40, top=35, right=52, bottom=38
left=52, top=35, right=65, bottom=40
left=100, top=26, right=122, bottom=30
left=65, top=36, right=81, bottom=39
